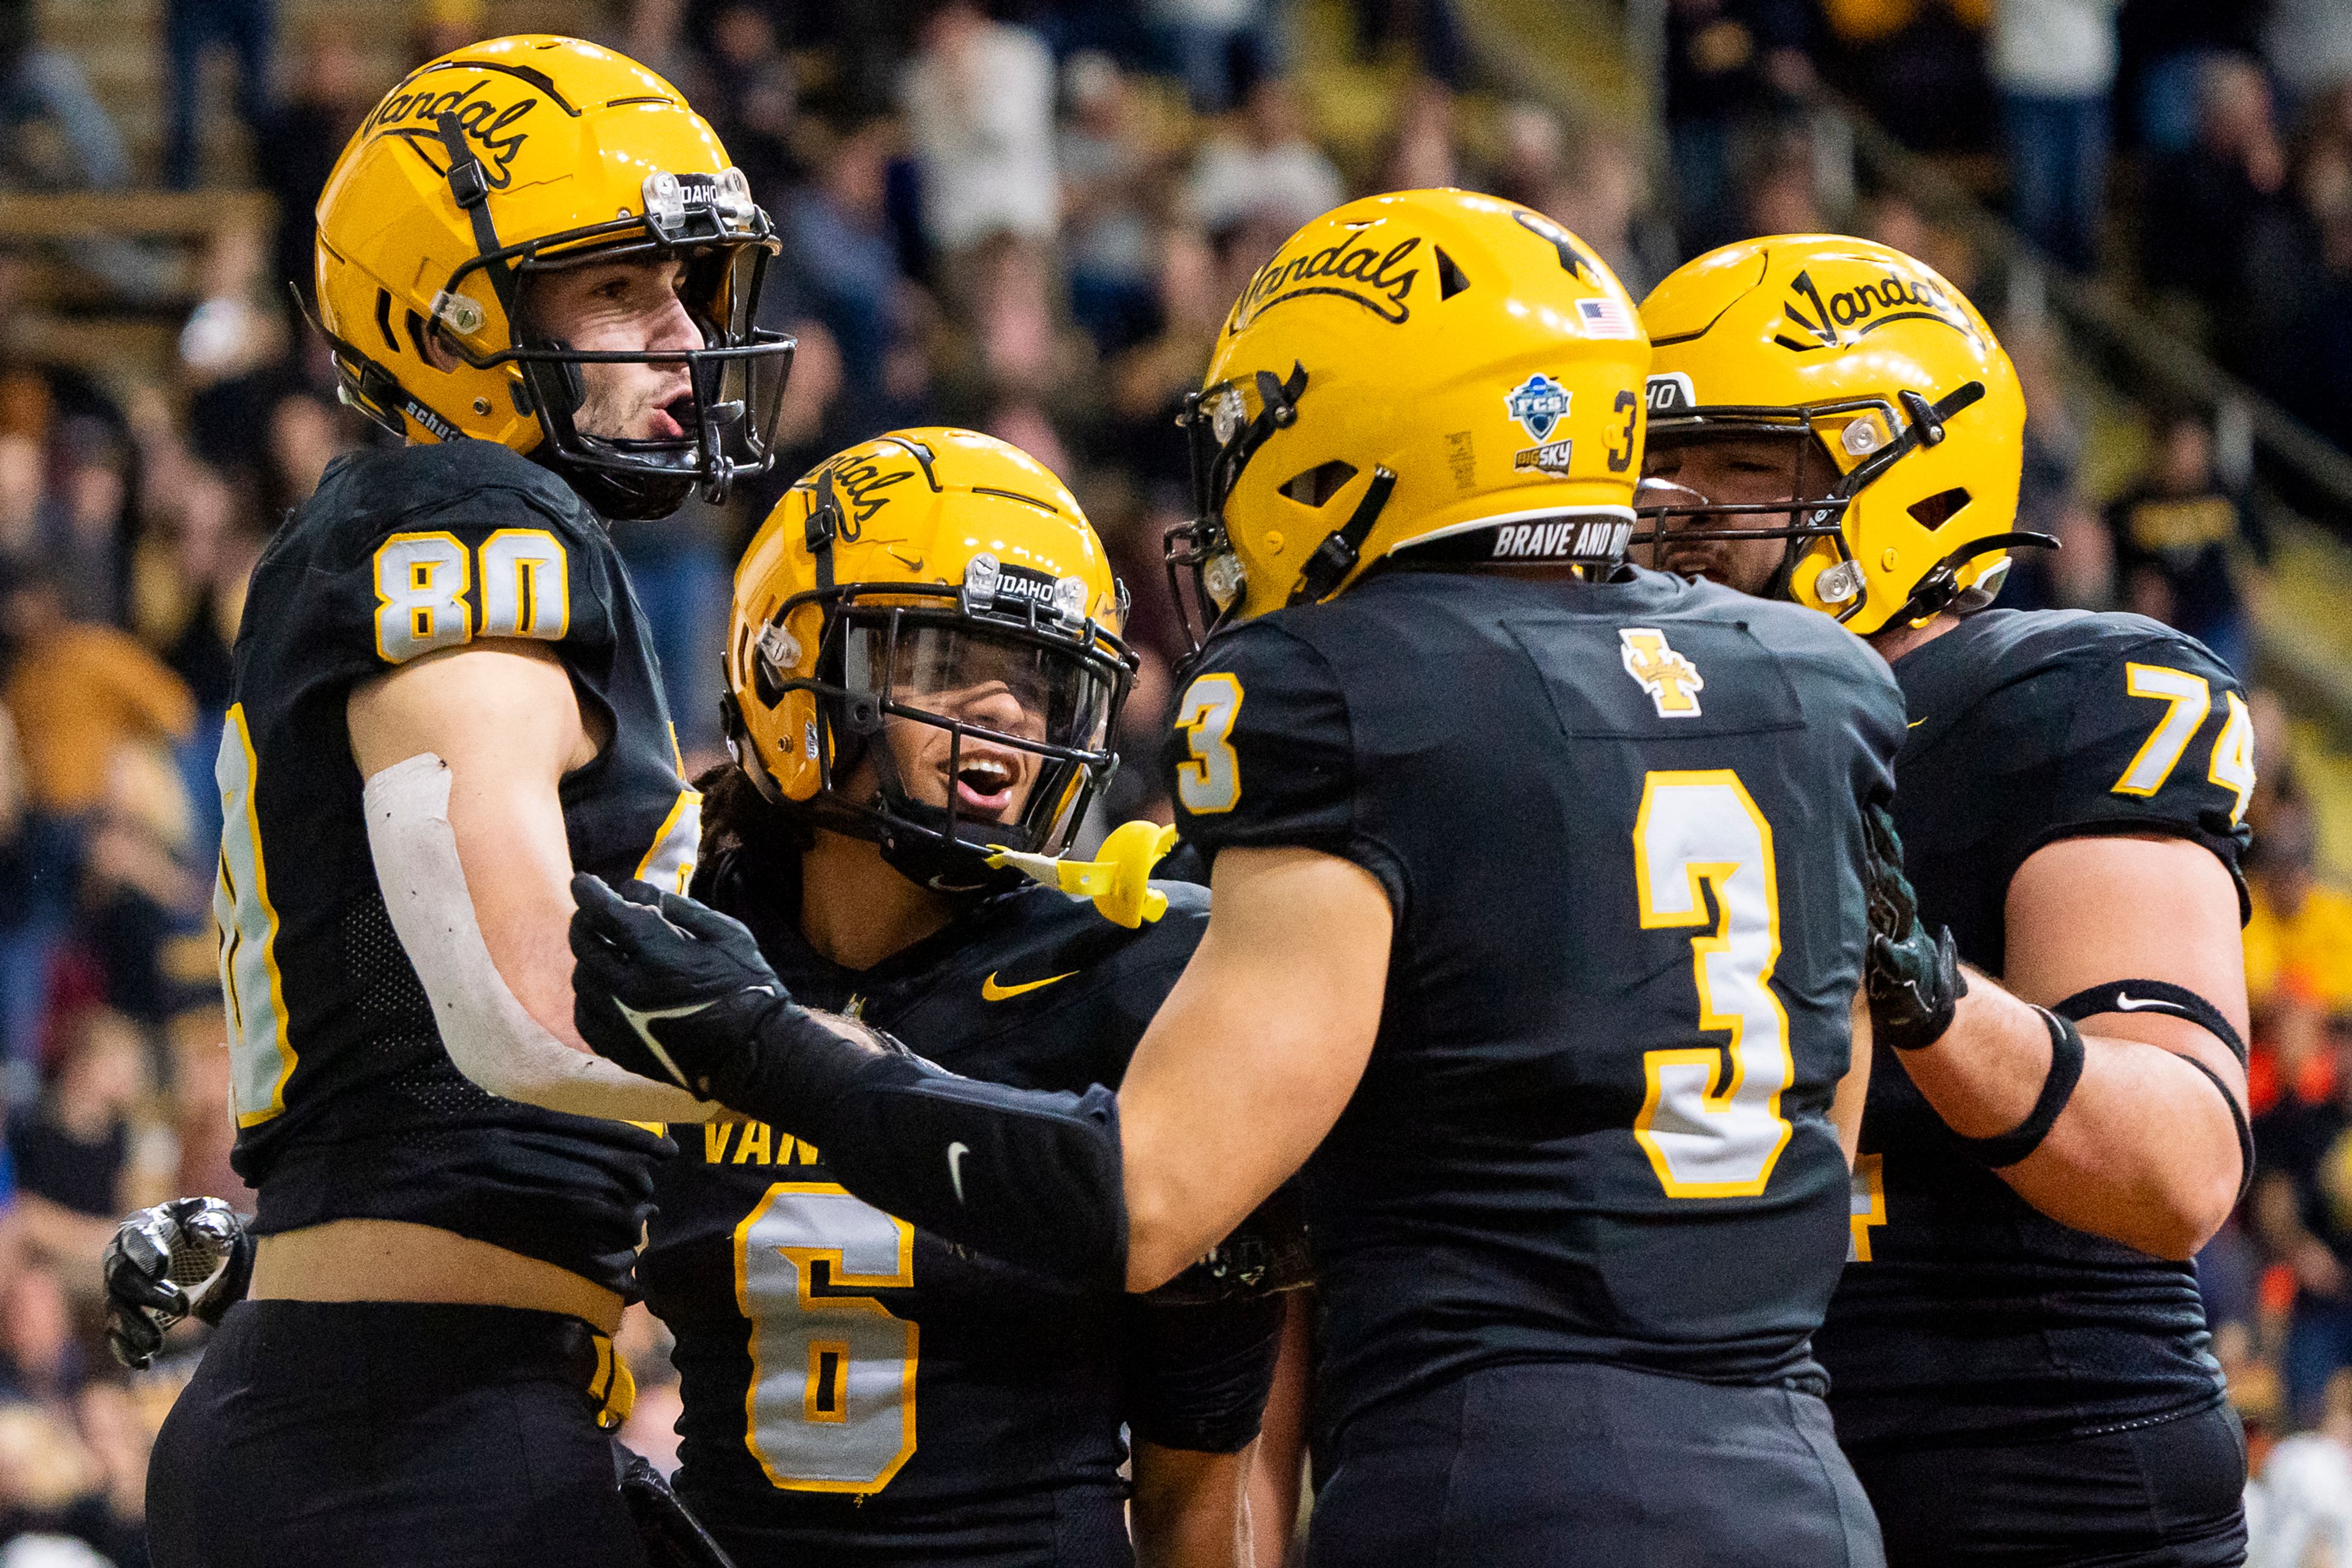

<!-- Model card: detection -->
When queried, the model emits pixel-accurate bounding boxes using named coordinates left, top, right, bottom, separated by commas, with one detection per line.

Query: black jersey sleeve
left=296, top=442, right=627, bottom=688
left=1117, top=1289, right=1287, bottom=1454
left=2013, top=628, right=2253, bottom=892
left=1162, top=620, right=1405, bottom=911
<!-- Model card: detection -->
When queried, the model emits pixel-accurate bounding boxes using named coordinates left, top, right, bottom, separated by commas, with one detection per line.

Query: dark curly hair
left=693, top=761, right=807, bottom=886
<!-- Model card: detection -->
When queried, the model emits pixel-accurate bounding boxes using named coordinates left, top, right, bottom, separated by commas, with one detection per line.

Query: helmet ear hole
left=1280, top=460, right=1359, bottom=507
left=1434, top=246, right=1471, bottom=301
left=1909, top=486, right=1972, bottom=530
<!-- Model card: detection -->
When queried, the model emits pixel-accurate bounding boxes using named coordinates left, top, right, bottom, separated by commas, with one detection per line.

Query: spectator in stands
left=2264, top=0, right=2352, bottom=121
left=1994, top=315, right=2103, bottom=610
left=1664, top=0, right=1818, bottom=253
left=2250, top=1369, right=2352, bottom=1564
left=80, top=746, right=208, bottom=1040
left=0, top=698, right=37, bottom=1112
left=1543, top=129, right=1676, bottom=298
left=2101, top=403, right=2262, bottom=676
left=2255, top=1008, right=2352, bottom=1427
left=2244, top=802, right=2352, bottom=1115
left=0, top=568, right=190, bottom=1106
left=1186, top=77, right=1343, bottom=235
left=1059, top=53, right=1169, bottom=358
left=696, top=2, right=797, bottom=205
left=902, top=0, right=1059, bottom=307
left=1149, top=0, right=1280, bottom=113
left=1817, top=0, right=1996, bottom=155
left=2140, top=56, right=2290, bottom=326
left=249, top=23, right=371, bottom=316
left=6, top=1011, right=155, bottom=1272
left=0, top=0, right=134, bottom=195
left=1990, top=0, right=2122, bottom=271
left=1378, top=77, right=1468, bottom=192
left=0, top=1257, right=83, bottom=1406
left=162, top=0, right=276, bottom=190
left=2115, top=0, right=2261, bottom=155
left=778, top=118, right=930, bottom=448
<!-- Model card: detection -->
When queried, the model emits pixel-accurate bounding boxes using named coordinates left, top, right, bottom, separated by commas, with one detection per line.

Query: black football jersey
left=640, top=850, right=1282, bottom=1566
left=1816, top=608, right=2253, bottom=1450
left=1165, top=565, right=1906, bottom=1438
left=219, top=440, right=701, bottom=1295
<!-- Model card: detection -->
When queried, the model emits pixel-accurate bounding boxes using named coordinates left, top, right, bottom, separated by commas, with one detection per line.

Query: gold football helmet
left=1165, top=189, right=1651, bottom=648
left=723, top=429, right=1136, bottom=892
left=313, top=35, right=793, bottom=518
left=1638, top=235, right=2038, bottom=635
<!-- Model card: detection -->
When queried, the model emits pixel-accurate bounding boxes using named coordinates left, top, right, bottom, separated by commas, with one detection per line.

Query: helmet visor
left=837, top=611, right=1124, bottom=856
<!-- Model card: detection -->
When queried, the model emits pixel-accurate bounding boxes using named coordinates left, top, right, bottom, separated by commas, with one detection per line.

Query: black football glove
left=102, top=1197, right=254, bottom=1369
left=570, top=875, right=893, bottom=1117
left=1860, top=801, right=1967, bottom=1051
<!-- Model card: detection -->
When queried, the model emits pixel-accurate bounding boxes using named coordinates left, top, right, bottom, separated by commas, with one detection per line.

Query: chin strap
left=989, top=819, right=1179, bottom=928
left=1889, top=530, right=2060, bottom=626
left=1290, top=466, right=1399, bottom=606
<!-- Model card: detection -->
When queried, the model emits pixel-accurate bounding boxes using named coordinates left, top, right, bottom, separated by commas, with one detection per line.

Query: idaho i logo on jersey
left=1620, top=628, right=1704, bottom=717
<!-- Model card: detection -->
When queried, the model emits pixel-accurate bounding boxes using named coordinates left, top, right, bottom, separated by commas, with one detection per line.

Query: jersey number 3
left=1631, top=771, right=1795, bottom=1199
left=736, top=1182, right=918, bottom=1493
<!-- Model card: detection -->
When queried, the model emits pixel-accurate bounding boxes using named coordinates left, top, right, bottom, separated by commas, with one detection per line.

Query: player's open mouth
left=647, top=395, right=693, bottom=440
left=949, top=755, right=1020, bottom=816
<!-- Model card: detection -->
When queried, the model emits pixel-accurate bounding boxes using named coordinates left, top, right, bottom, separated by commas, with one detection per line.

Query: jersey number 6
left=736, top=1182, right=918, bottom=1493
left=1630, top=771, right=1796, bottom=1199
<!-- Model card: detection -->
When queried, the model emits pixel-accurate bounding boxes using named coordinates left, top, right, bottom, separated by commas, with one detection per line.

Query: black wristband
left=1953, top=1006, right=2084, bottom=1169
left=2053, top=978, right=2247, bottom=1066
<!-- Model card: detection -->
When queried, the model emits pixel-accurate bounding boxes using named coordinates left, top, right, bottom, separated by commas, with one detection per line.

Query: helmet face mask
left=448, top=211, right=793, bottom=518
left=1165, top=364, right=1310, bottom=652
left=723, top=429, right=1137, bottom=896
left=746, top=588, right=1132, bottom=894
left=1638, top=236, right=2041, bottom=633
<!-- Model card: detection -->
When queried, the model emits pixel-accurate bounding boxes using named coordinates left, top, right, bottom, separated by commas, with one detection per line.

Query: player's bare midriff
left=249, top=1219, right=625, bottom=1334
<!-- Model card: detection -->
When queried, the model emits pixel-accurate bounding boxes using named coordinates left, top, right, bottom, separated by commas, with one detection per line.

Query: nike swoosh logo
left=947, top=1142, right=970, bottom=1204
left=2114, top=992, right=2182, bottom=1013
left=981, top=970, right=1077, bottom=1001
left=614, top=986, right=775, bottom=1092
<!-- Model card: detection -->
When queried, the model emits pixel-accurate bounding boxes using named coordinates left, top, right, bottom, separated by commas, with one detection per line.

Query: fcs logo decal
left=1621, top=628, right=1705, bottom=717
left=1228, top=233, right=1422, bottom=330
left=1774, top=267, right=1978, bottom=353
left=1506, top=374, right=1572, bottom=442
left=362, top=76, right=536, bottom=189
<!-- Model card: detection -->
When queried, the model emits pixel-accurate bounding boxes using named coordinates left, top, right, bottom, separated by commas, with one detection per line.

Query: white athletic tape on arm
left=362, top=752, right=723, bottom=1123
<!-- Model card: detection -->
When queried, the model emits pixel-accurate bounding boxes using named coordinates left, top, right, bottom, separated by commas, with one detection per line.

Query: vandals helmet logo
left=361, top=77, right=537, bottom=190
left=1227, top=232, right=1422, bottom=331
left=1506, top=373, right=1572, bottom=442
left=1776, top=266, right=1978, bottom=353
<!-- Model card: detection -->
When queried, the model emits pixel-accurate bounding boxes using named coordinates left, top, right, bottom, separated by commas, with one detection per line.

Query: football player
left=1637, top=236, right=2252, bottom=1566
left=108, top=429, right=1291, bottom=1568
left=653, top=427, right=1287, bottom=1565
left=137, top=36, right=793, bottom=1568
left=562, top=190, right=1908, bottom=1566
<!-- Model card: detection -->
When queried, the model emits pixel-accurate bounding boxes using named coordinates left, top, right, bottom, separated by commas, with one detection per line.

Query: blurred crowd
left=0, top=0, right=2346, bottom=1562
